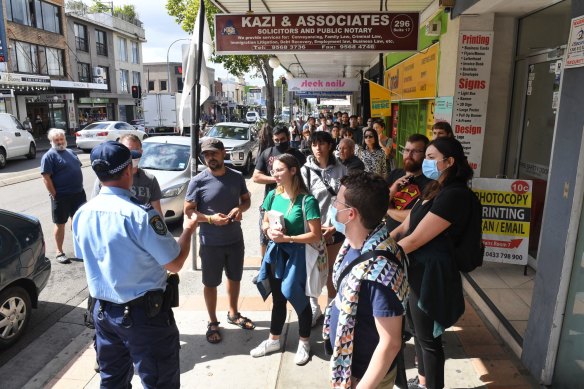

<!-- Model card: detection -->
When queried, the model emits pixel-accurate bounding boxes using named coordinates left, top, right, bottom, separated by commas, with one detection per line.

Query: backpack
left=448, top=188, right=485, bottom=273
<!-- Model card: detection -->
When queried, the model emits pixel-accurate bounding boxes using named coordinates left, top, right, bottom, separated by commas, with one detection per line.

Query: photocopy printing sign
left=565, top=15, right=584, bottom=68
left=452, top=31, right=494, bottom=176
left=472, top=178, right=532, bottom=265
left=215, top=13, right=419, bottom=54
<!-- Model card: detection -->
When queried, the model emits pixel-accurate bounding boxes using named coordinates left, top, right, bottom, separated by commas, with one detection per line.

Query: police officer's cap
left=91, top=141, right=139, bottom=179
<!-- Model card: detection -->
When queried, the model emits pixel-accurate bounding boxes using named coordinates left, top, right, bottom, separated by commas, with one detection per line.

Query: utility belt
left=84, top=273, right=180, bottom=328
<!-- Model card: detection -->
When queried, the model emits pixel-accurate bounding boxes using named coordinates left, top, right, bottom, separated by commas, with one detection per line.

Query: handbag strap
left=304, top=166, right=337, bottom=197
left=335, top=249, right=403, bottom=291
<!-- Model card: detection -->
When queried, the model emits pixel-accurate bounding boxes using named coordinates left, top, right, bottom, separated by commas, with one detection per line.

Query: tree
left=166, top=0, right=276, bottom=126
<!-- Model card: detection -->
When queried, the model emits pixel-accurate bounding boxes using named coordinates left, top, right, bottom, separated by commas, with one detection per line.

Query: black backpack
left=448, top=188, right=485, bottom=273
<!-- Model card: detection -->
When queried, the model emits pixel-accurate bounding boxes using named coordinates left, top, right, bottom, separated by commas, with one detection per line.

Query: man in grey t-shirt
left=184, top=138, right=254, bottom=344
left=91, top=135, right=162, bottom=215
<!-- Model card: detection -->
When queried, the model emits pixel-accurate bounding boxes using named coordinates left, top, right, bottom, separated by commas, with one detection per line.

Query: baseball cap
left=201, top=138, right=224, bottom=152
left=91, top=141, right=133, bottom=179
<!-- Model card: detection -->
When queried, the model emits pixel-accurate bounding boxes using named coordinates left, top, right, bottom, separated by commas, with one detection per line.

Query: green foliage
left=88, top=0, right=110, bottom=13
left=165, top=0, right=277, bottom=126
left=113, top=4, right=138, bottom=20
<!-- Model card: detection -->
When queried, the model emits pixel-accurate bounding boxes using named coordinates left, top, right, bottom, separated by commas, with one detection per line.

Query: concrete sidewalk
left=22, top=260, right=538, bottom=389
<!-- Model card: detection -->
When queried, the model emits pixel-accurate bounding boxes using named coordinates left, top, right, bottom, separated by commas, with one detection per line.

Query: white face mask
left=132, top=158, right=140, bottom=168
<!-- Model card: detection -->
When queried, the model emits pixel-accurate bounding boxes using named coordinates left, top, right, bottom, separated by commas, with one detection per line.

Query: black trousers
left=408, top=266, right=445, bottom=389
left=267, top=264, right=312, bottom=338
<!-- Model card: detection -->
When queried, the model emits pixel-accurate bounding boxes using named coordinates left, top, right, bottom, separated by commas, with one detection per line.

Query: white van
left=0, top=113, right=36, bottom=169
left=246, top=111, right=260, bottom=123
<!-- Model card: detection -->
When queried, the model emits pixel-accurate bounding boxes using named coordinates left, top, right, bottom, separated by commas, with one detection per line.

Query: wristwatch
left=289, top=236, right=294, bottom=243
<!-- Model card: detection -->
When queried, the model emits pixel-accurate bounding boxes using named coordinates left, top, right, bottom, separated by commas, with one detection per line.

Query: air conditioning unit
left=426, top=21, right=441, bottom=36
left=92, top=67, right=104, bottom=78
left=94, top=78, right=105, bottom=84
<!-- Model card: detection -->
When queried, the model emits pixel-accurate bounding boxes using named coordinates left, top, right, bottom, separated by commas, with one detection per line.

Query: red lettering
left=458, top=78, right=486, bottom=90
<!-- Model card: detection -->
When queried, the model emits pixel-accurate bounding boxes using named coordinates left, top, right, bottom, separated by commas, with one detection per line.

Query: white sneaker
left=311, top=305, right=323, bottom=327
left=250, top=339, right=280, bottom=358
left=294, top=341, right=310, bottom=365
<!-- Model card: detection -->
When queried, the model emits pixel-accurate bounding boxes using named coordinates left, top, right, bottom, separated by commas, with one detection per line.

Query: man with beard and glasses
left=385, top=134, right=430, bottom=232
left=253, top=125, right=306, bottom=256
left=184, top=138, right=254, bottom=344
left=40, top=128, right=86, bottom=264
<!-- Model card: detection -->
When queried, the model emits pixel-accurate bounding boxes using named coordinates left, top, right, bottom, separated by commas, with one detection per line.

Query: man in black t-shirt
left=252, top=125, right=306, bottom=255
left=386, top=134, right=430, bottom=232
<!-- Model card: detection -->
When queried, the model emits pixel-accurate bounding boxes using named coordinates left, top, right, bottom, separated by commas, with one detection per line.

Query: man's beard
left=207, top=159, right=224, bottom=171
left=51, top=141, right=67, bottom=151
left=404, top=158, right=421, bottom=173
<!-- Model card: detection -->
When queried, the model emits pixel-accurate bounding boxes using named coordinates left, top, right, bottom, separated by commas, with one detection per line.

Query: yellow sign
left=369, top=81, right=391, bottom=117
left=385, top=43, right=439, bottom=100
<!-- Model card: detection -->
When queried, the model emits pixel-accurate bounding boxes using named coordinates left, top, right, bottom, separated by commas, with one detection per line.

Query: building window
left=74, top=23, right=88, bottom=52
left=160, top=80, right=167, bottom=91
left=78, top=62, right=90, bottom=82
left=96, top=30, right=107, bottom=56
left=131, top=41, right=139, bottom=64
left=148, top=80, right=154, bottom=91
left=9, top=40, right=64, bottom=76
left=6, top=0, right=61, bottom=34
left=132, top=71, right=140, bottom=86
left=118, top=37, right=127, bottom=62
left=120, top=69, right=129, bottom=93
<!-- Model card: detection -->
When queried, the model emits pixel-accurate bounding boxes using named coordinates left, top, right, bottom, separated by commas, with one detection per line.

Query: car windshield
left=84, top=123, right=110, bottom=130
left=140, top=143, right=190, bottom=171
left=206, top=125, right=249, bottom=140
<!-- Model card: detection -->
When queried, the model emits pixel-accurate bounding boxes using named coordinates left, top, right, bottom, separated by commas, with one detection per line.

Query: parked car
left=140, top=136, right=204, bottom=223
left=75, top=121, right=147, bottom=152
left=130, top=119, right=145, bottom=132
left=245, top=111, right=260, bottom=123
left=0, top=113, right=36, bottom=169
left=0, top=209, right=51, bottom=349
left=200, top=122, right=259, bottom=173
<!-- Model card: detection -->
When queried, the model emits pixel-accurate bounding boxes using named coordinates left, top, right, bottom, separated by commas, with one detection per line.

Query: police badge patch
left=149, top=215, right=168, bottom=235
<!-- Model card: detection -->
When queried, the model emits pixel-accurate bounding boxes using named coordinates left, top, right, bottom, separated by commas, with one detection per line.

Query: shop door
left=553, top=204, right=584, bottom=385
left=515, top=55, right=561, bottom=262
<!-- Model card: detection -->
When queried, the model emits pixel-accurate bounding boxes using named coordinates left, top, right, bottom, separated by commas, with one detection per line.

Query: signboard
left=0, top=73, right=51, bottom=87
left=288, top=77, right=359, bottom=92
left=295, top=91, right=352, bottom=99
left=51, top=80, right=108, bottom=90
left=369, top=81, right=391, bottom=117
left=434, top=96, right=453, bottom=124
left=565, top=15, right=584, bottom=68
left=385, top=43, right=438, bottom=100
left=215, top=12, right=419, bottom=54
left=473, top=178, right=532, bottom=265
left=452, top=32, right=494, bottom=176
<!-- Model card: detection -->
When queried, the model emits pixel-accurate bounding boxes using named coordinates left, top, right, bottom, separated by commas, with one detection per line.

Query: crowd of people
left=44, top=112, right=471, bottom=389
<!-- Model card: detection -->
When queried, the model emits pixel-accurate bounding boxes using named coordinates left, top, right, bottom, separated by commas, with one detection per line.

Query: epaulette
left=130, top=196, right=153, bottom=212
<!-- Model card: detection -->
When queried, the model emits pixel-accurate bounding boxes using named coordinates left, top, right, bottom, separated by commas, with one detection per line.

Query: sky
left=113, top=0, right=277, bottom=86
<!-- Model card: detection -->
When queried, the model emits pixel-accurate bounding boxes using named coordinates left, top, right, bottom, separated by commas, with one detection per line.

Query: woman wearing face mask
left=252, top=154, right=322, bottom=366
left=301, top=131, right=347, bottom=325
left=390, top=137, right=473, bottom=389
left=358, top=128, right=387, bottom=179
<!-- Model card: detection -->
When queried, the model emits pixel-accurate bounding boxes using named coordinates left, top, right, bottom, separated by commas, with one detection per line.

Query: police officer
left=72, top=141, right=197, bottom=388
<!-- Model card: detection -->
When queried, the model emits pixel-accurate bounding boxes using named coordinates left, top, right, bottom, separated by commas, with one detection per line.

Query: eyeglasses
left=333, top=198, right=351, bottom=209
left=403, top=148, right=424, bottom=155
left=270, top=168, right=287, bottom=175
left=364, top=135, right=374, bottom=139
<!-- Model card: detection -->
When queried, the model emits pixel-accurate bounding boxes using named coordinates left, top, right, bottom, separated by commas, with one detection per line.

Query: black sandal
left=206, top=321, right=221, bottom=344
left=227, top=312, right=256, bottom=330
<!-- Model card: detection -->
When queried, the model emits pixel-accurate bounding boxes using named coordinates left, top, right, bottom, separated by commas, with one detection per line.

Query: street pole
left=166, top=38, right=189, bottom=94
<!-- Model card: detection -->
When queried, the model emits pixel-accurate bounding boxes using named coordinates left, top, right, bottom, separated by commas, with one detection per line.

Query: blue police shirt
left=72, top=186, right=180, bottom=304
left=40, top=148, right=83, bottom=195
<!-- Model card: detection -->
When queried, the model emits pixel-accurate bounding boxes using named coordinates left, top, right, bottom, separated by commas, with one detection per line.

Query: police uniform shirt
left=73, top=186, right=180, bottom=304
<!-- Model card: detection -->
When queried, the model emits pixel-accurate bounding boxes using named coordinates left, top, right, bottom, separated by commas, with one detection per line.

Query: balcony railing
left=76, top=37, right=88, bottom=52
left=96, top=42, right=107, bottom=56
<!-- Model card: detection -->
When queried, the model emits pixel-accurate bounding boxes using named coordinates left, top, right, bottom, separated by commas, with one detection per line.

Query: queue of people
left=44, top=114, right=471, bottom=389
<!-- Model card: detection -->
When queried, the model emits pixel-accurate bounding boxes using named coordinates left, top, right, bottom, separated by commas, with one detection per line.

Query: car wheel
left=26, top=143, right=36, bottom=159
left=0, top=286, right=31, bottom=349
left=242, top=153, right=253, bottom=174
left=0, top=148, right=6, bottom=169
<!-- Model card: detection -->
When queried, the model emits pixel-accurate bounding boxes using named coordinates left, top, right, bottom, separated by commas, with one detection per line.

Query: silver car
left=140, top=136, right=204, bottom=223
left=200, top=122, right=258, bottom=174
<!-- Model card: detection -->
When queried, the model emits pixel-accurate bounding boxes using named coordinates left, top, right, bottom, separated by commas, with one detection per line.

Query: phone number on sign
left=485, top=252, right=524, bottom=261
left=270, top=45, right=306, bottom=50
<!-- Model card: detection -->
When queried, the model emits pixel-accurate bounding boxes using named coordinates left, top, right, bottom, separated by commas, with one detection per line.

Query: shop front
left=0, top=72, right=51, bottom=121
left=24, top=93, right=75, bottom=136
left=78, top=97, right=114, bottom=128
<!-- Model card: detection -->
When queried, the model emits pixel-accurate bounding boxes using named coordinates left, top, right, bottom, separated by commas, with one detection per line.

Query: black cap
left=91, top=141, right=132, bottom=179
left=201, top=138, right=224, bottom=152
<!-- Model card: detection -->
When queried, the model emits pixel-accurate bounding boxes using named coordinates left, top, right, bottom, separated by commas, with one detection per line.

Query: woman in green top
left=250, top=154, right=322, bottom=366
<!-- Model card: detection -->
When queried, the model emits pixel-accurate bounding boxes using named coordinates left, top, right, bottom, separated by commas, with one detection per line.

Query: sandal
left=227, top=312, right=256, bottom=330
left=206, top=321, right=222, bottom=344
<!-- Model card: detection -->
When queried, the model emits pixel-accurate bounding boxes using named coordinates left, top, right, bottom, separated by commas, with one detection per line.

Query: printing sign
left=472, top=178, right=532, bottom=265
left=215, top=12, right=419, bottom=54
left=565, top=15, right=584, bottom=68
